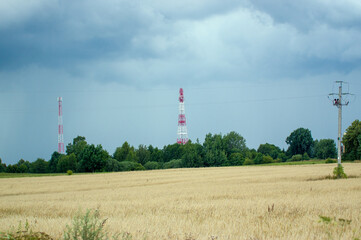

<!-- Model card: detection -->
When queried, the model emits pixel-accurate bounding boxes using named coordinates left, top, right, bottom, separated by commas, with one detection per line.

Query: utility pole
left=329, top=81, right=350, bottom=166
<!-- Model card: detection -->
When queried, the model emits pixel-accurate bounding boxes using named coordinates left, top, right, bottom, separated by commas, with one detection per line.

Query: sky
left=0, top=0, right=361, bottom=164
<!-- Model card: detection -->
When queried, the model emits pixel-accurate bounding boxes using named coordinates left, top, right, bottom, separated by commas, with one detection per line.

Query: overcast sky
left=1, top=0, right=360, bottom=164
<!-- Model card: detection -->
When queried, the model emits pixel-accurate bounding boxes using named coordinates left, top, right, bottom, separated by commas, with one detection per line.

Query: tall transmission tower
left=328, top=81, right=351, bottom=166
left=177, top=88, right=188, bottom=144
left=57, top=97, right=64, bottom=154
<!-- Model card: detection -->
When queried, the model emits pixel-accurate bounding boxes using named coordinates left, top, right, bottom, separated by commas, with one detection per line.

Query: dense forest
left=1, top=120, right=360, bottom=174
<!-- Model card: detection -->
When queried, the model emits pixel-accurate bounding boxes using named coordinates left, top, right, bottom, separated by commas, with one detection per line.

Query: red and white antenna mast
left=57, top=97, right=64, bottom=153
left=177, top=88, right=188, bottom=144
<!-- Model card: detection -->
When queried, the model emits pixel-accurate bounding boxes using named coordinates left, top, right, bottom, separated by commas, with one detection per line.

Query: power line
left=0, top=94, right=330, bottom=115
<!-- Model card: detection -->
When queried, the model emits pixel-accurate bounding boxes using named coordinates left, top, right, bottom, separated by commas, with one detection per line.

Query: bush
left=118, top=161, right=145, bottom=171
left=325, top=158, right=336, bottom=164
left=243, top=158, right=254, bottom=165
left=67, top=170, right=73, bottom=175
left=105, top=159, right=121, bottom=172
left=302, top=152, right=310, bottom=160
left=291, top=154, right=303, bottom=162
left=163, top=159, right=183, bottom=169
left=262, top=155, right=274, bottom=164
left=144, top=161, right=160, bottom=170
left=277, top=153, right=287, bottom=162
left=333, top=165, right=347, bottom=179
left=63, top=209, right=122, bottom=240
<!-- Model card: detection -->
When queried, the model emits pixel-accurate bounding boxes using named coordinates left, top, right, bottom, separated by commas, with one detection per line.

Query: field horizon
left=1, top=163, right=361, bottom=239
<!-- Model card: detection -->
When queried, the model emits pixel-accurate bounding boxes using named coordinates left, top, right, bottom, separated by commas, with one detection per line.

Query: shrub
left=325, top=158, right=336, bottom=164
left=105, top=159, right=121, bottom=172
left=291, top=154, right=303, bottom=162
left=262, top=155, right=274, bottom=164
left=333, top=165, right=347, bottom=179
left=302, top=152, right=310, bottom=160
left=277, top=153, right=287, bottom=162
left=67, top=170, right=73, bottom=175
left=144, top=161, right=160, bottom=170
left=133, top=163, right=145, bottom=171
left=243, top=158, right=254, bottom=165
left=163, top=159, right=183, bottom=169
left=118, top=161, right=144, bottom=171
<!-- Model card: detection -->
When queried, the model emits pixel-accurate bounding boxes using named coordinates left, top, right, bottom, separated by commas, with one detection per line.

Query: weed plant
left=333, top=165, right=347, bottom=179
left=0, top=220, right=53, bottom=240
left=63, top=209, right=127, bottom=240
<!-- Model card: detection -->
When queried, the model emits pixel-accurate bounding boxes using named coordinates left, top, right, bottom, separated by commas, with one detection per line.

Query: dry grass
left=0, top=163, right=361, bottom=240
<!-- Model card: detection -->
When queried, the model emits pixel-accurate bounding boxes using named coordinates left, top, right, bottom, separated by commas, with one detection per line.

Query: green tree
left=257, top=143, right=282, bottom=159
left=48, top=151, right=63, bottom=173
left=77, top=144, right=109, bottom=172
left=66, top=136, right=88, bottom=157
left=313, top=139, right=337, bottom=159
left=163, top=144, right=182, bottom=162
left=286, top=128, right=314, bottom=157
left=227, top=152, right=245, bottom=166
left=254, top=153, right=264, bottom=164
left=150, top=147, right=164, bottom=163
left=6, top=164, right=19, bottom=173
left=181, top=143, right=202, bottom=168
left=18, top=164, right=28, bottom=173
left=57, top=153, right=77, bottom=173
left=114, top=142, right=137, bottom=162
left=203, top=133, right=224, bottom=166
left=342, top=120, right=361, bottom=160
left=16, top=159, right=30, bottom=173
left=30, top=158, right=49, bottom=173
left=223, top=131, right=247, bottom=157
left=136, top=144, right=151, bottom=165
left=0, top=158, right=5, bottom=172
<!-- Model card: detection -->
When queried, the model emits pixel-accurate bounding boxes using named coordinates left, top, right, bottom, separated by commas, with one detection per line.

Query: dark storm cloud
left=2, top=0, right=361, bottom=85
left=0, top=0, right=162, bottom=71
left=1, top=0, right=361, bottom=164
left=0, top=0, right=244, bottom=72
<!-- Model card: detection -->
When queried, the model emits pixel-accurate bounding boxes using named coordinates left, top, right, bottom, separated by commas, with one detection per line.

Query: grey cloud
left=249, top=0, right=361, bottom=31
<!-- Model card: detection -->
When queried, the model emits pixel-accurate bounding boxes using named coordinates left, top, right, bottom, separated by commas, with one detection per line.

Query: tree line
left=1, top=119, right=360, bottom=174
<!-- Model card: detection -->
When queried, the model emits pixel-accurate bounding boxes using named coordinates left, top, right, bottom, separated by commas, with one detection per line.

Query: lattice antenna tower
left=328, top=81, right=353, bottom=166
left=57, top=97, right=64, bottom=153
left=177, top=88, right=188, bottom=144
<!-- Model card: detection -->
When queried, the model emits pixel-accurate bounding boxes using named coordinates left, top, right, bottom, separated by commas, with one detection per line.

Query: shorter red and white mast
left=57, top=97, right=64, bottom=153
left=177, top=88, right=188, bottom=144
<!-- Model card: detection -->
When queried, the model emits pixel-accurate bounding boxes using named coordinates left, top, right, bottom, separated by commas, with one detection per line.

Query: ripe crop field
left=0, top=164, right=361, bottom=240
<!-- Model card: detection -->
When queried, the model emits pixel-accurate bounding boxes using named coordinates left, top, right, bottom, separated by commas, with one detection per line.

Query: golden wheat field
left=0, top=163, right=361, bottom=240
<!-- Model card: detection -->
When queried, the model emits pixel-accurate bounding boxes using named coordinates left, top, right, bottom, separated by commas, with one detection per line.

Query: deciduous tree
left=77, top=144, right=109, bottom=172
left=286, top=128, right=314, bottom=156
left=342, top=120, right=361, bottom=160
left=314, top=139, right=337, bottom=159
